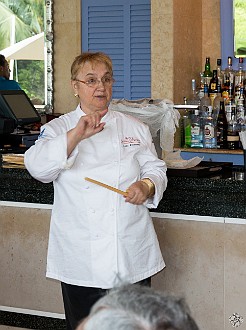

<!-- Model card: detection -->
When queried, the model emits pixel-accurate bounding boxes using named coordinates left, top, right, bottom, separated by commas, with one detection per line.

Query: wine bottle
left=216, top=101, right=228, bottom=149
left=203, top=57, right=213, bottom=86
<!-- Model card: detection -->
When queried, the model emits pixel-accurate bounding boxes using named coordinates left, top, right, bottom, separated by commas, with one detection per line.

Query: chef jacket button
left=91, top=209, right=95, bottom=213
left=113, top=160, right=118, bottom=164
left=84, top=185, right=89, bottom=189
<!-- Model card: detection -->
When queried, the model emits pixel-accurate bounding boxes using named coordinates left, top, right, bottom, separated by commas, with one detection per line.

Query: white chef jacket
left=24, top=105, right=167, bottom=289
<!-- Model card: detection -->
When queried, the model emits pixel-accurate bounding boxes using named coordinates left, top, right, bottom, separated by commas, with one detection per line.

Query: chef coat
left=24, top=105, right=167, bottom=289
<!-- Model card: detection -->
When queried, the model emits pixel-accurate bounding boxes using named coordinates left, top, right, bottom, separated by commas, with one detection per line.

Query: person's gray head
left=77, top=284, right=199, bottom=330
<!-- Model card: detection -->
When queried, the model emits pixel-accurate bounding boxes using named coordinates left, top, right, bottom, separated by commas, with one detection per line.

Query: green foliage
left=234, top=0, right=246, bottom=56
left=14, top=60, right=45, bottom=103
left=0, top=0, right=45, bottom=103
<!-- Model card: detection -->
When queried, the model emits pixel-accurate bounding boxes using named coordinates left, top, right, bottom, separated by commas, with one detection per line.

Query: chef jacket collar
left=75, top=104, right=111, bottom=122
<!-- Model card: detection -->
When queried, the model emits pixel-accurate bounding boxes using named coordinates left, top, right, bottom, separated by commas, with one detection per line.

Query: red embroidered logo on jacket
left=121, top=137, right=140, bottom=147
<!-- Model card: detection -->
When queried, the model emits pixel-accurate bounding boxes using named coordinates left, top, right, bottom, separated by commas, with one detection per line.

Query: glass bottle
left=224, top=85, right=235, bottom=122
left=227, top=107, right=240, bottom=150
left=216, top=101, right=228, bottom=149
left=203, top=57, right=213, bottom=86
left=234, top=57, right=245, bottom=104
left=187, top=79, right=200, bottom=106
left=183, top=97, right=191, bottom=148
left=190, top=109, right=203, bottom=148
left=209, top=70, right=219, bottom=107
left=236, top=88, right=245, bottom=140
left=200, top=84, right=211, bottom=114
left=222, top=56, right=235, bottom=99
left=203, top=106, right=217, bottom=148
left=216, top=58, right=223, bottom=86
left=213, top=83, right=224, bottom=119
left=197, top=72, right=205, bottom=99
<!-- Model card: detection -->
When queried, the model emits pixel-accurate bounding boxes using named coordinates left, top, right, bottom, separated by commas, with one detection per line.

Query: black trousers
left=61, top=277, right=151, bottom=330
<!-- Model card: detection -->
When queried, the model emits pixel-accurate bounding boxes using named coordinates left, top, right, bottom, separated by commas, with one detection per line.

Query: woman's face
left=72, top=61, right=113, bottom=114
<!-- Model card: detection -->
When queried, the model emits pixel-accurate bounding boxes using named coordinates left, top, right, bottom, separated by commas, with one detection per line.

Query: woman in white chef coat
left=24, top=52, right=168, bottom=330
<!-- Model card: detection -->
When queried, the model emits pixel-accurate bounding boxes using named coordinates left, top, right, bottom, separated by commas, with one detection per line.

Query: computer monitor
left=0, top=90, right=41, bottom=128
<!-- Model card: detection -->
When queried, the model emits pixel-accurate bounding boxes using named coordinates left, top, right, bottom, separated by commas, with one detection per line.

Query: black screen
left=0, top=90, right=41, bottom=127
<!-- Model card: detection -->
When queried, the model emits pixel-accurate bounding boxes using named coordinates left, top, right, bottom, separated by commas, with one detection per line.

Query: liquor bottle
left=234, top=57, right=245, bottom=88
left=200, top=84, right=211, bottom=114
left=216, top=101, right=228, bottom=149
left=187, top=79, right=200, bottom=106
left=203, top=57, right=213, bottom=86
left=209, top=70, right=219, bottom=107
left=203, top=106, right=217, bottom=148
left=183, top=97, right=191, bottom=148
left=234, top=57, right=245, bottom=104
left=190, top=109, right=203, bottom=148
left=216, top=58, right=223, bottom=86
left=213, top=83, right=224, bottom=119
left=222, top=56, right=235, bottom=99
left=224, top=86, right=235, bottom=122
left=197, top=72, right=205, bottom=99
left=227, top=107, right=240, bottom=150
left=236, top=88, right=245, bottom=135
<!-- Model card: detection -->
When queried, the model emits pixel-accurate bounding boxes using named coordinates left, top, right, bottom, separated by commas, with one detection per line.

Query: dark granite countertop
left=0, top=167, right=246, bottom=219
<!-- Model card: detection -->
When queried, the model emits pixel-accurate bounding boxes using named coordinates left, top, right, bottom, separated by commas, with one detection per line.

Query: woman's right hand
left=67, top=108, right=107, bottom=156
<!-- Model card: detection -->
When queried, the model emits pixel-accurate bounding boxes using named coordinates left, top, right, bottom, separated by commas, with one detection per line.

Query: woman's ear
left=71, top=80, right=78, bottom=95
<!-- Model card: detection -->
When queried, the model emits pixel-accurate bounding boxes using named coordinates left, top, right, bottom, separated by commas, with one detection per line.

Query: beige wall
left=53, top=0, right=221, bottom=111
left=151, top=0, right=221, bottom=104
left=1, top=206, right=64, bottom=314
left=53, top=0, right=81, bottom=112
left=2, top=206, right=246, bottom=330
left=152, top=216, right=246, bottom=330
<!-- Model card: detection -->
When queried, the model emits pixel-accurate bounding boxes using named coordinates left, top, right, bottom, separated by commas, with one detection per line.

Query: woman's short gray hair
left=80, top=284, right=199, bottom=330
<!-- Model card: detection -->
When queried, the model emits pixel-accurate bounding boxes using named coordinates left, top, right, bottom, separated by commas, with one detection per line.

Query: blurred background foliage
left=234, top=0, right=246, bottom=57
left=0, top=0, right=45, bottom=103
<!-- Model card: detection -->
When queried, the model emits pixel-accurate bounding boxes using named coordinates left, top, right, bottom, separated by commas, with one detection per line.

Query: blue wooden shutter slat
left=130, top=2, right=151, bottom=99
left=82, top=0, right=150, bottom=100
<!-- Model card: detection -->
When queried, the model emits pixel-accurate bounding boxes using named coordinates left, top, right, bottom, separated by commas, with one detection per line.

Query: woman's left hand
left=124, top=181, right=150, bottom=205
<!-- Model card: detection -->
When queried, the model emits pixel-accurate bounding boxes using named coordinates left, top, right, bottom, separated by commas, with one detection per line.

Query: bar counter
left=1, top=165, right=246, bottom=330
left=0, top=166, right=245, bottom=218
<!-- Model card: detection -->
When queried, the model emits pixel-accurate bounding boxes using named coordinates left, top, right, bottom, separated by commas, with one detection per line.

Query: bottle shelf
left=174, top=148, right=244, bottom=166
left=176, top=147, right=243, bottom=155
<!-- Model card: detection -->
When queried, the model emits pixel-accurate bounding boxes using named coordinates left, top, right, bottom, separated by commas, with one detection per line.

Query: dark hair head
left=0, top=54, right=6, bottom=67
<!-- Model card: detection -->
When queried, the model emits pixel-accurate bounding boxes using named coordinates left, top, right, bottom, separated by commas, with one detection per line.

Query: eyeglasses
left=75, top=76, right=115, bottom=88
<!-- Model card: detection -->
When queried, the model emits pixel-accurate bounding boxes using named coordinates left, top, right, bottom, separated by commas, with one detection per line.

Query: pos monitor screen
left=0, top=90, right=41, bottom=128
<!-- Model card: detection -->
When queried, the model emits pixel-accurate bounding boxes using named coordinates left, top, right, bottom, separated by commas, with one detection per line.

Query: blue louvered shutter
left=82, top=0, right=151, bottom=100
